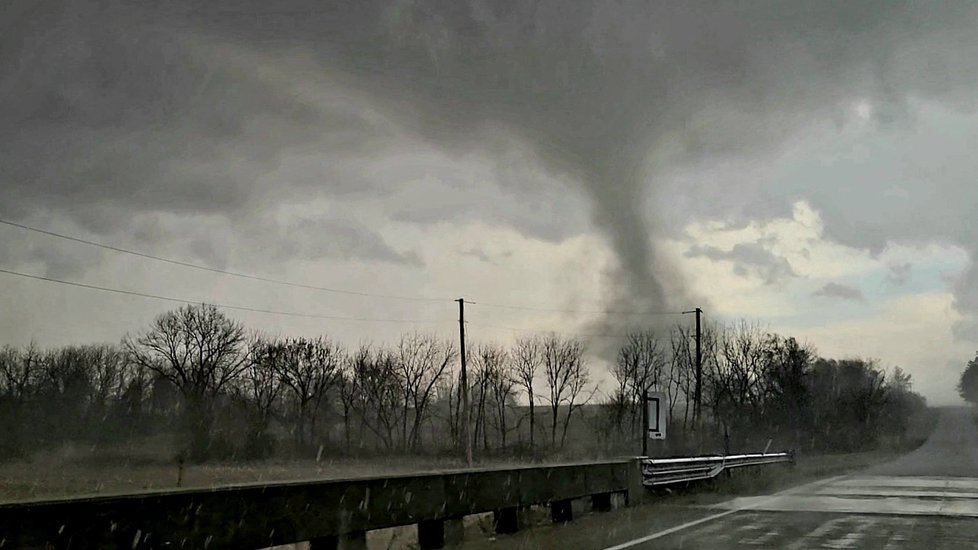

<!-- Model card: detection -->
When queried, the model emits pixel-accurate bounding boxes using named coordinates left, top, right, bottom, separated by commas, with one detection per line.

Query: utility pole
left=682, top=307, right=703, bottom=427
left=694, top=307, right=702, bottom=426
left=456, top=298, right=472, bottom=466
left=642, top=389, right=649, bottom=457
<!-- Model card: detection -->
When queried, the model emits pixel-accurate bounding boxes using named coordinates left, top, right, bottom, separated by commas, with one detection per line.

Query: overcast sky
left=2, top=1, right=978, bottom=404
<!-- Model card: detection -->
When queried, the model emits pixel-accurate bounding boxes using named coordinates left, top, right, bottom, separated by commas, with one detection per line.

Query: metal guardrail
left=641, top=451, right=794, bottom=486
left=0, top=460, right=643, bottom=549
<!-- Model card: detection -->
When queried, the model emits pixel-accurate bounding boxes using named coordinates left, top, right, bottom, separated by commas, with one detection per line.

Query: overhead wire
left=466, top=321, right=639, bottom=340
left=0, top=218, right=449, bottom=304
left=469, top=301, right=684, bottom=316
left=0, top=217, right=693, bottom=318
left=0, top=268, right=449, bottom=325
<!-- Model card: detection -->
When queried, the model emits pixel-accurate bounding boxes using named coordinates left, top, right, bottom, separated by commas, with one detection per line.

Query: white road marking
left=600, top=475, right=851, bottom=550
left=784, top=517, right=850, bottom=550
left=811, top=488, right=978, bottom=499
left=834, top=476, right=978, bottom=490
left=740, top=529, right=779, bottom=546
left=820, top=516, right=876, bottom=549
left=600, top=508, right=744, bottom=550
left=884, top=515, right=919, bottom=550
left=724, top=475, right=978, bottom=517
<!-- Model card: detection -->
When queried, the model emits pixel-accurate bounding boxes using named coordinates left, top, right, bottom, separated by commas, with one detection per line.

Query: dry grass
left=0, top=435, right=929, bottom=503
left=0, top=439, right=531, bottom=503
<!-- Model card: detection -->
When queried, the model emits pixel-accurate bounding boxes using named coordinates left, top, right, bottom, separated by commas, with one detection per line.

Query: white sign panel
left=646, top=392, right=667, bottom=440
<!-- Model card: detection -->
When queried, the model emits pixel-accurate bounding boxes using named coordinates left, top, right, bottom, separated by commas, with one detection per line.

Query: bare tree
left=238, top=336, right=284, bottom=456
left=670, top=321, right=719, bottom=434
left=124, top=304, right=247, bottom=460
left=614, top=330, right=666, bottom=435
left=470, top=343, right=509, bottom=453
left=702, top=321, right=769, bottom=450
left=350, top=346, right=403, bottom=450
left=512, top=336, right=541, bottom=453
left=471, top=355, right=491, bottom=453
left=0, top=342, right=40, bottom=403
left=396, top=333, right=456, bottom=450
left=0, top=344, right=40, bottom=457
left=427, top=363, right=460, bottom=451
left=264, top=336, right=343, bottom=448
left=761, top=335, right=814, bottom=449
left=478, top=343, right=516, bottom=449
left=541, top=334, right=592, bottom=449
left=337, top=346, right=367, bottom=452
left=114, top=356, right=149, bottom=434
left=667, top=324, right=694, bottom=430
left=85, top=344, right=129, bottom=425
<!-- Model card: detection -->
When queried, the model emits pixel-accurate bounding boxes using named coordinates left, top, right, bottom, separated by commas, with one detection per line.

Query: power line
left=0, top=268, right=448, bottom=325
left=469, top=301, right=684, bottom=316
left=0, top=218, right=449, bottom=304
left=466, top=321, right=634, bottom=340
left=1, top=217, right=684, bottom=317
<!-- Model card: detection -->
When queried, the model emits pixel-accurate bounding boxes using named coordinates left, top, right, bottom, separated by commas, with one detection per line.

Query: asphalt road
left=463, top=407, right=978, bottom=549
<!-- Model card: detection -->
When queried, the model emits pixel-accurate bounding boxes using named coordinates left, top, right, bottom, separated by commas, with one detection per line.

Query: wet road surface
left=464, top=407, right=978, bottom=549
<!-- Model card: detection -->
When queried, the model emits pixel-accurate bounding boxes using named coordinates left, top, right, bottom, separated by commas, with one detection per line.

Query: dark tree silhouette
left=125, top=304, right=247, bottom=460
left=959, top=354, right=978, bottom=404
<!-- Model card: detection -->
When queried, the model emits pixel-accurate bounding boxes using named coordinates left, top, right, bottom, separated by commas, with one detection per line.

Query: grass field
left=0, top=448, right=528, bottom=502
left=0, top=435, right=930, bottom=504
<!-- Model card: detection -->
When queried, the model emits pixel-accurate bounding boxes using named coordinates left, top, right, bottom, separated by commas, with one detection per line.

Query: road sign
left=646, top=392, right=667, bottom=440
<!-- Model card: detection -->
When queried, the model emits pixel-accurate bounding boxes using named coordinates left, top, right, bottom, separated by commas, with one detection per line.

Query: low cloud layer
left=814, top=282, right=865, bottom=303
left=278, top=218, right=423, bottom=267
left=686, top=243, right=796, bottom=285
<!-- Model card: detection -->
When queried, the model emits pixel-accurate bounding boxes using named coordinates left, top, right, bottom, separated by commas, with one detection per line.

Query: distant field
left=0, top=444, right=925, bottom=508
left=0, top=427, right=936, bottom=504
left=0, top=452, right=532, bottom=502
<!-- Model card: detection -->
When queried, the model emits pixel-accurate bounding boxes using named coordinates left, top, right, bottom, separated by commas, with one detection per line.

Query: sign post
left=646, top=391, right=667, bottom=451
left=642, top=390, right=649, bottom=456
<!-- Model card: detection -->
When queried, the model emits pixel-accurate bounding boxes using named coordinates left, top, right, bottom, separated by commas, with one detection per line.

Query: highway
left=463, top=407, right=978, bottom=549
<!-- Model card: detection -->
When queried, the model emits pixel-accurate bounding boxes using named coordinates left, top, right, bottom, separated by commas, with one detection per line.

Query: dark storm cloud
left=459, top=248, right=513, bottom=265
left=0, top=1, right=399, bottom=226
left=814, top=282, right=865, bottom=303
left=686, top=243, right=796, bottom=285
left=4, top=0, right=978, bottom=327
left=0, top=233, right=101, bottom=280
left=276, top=218, right=423, bottom=267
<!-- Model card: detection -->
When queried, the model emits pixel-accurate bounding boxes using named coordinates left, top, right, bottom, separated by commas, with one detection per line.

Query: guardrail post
left=627, top=458, right=646, bottom=506
left=550, top=499, right=573, bottom=523
left=309, top=531, right=367, bottom=550
left=444, top=517, right=465, bottom=546
left=417, top=517, right=464, bottom=549
left=418, top=519, right=445, bottom=549
left=591, top=492, right=612, bottom=512
left=493, top=507, right=520, bottom=534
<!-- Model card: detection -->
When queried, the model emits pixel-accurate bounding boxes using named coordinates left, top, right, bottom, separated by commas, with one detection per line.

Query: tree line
left=957, top=353, right=978, bottom=405
left=0, top=304, right=927, bottom=462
